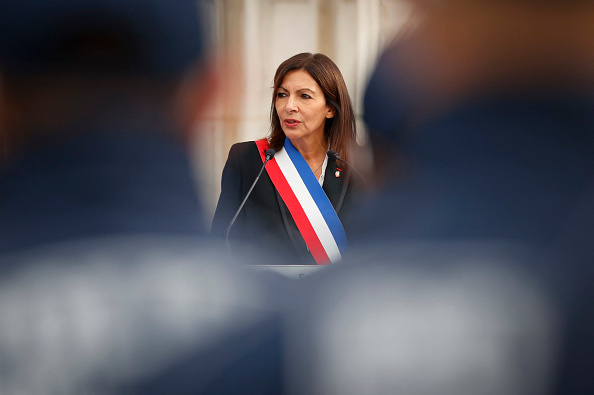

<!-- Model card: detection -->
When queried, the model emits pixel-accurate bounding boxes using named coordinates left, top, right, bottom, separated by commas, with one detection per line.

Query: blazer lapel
left=323, top=157, right=350, bottom=213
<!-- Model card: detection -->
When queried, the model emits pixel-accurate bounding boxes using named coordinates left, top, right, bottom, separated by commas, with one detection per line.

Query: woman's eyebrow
left=278, top=86, right=316, bottom=94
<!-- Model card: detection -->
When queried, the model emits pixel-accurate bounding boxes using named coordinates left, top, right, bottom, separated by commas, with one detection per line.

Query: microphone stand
left=225, top=148, right=275, bottom=253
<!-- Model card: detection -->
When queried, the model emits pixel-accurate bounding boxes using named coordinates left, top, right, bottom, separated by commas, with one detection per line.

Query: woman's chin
left=282, top=131, right=301, bottom=141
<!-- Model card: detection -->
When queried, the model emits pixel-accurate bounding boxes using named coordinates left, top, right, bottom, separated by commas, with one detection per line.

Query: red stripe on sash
left=255, top=139, right=330, bottom=265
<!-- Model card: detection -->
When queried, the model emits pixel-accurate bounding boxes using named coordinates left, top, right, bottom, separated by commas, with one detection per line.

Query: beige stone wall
left=193, top=0, right=414, bottom=223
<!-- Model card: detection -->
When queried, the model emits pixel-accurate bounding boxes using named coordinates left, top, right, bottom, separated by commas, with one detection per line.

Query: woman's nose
left=285, top=95, right=297, bottom=112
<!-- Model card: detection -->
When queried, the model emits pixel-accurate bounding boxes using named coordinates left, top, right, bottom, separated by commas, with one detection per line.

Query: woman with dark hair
left=211, top=53, right=359, bottom=265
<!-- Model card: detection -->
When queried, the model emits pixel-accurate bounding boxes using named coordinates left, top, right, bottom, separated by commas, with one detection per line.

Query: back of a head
left=0, top=0, right=209, bottom=158
left=364, top=0, right=594, bottom=150
left=0, top=0, right=206, bottom=79
left=0, top=0, right=211, bottom=251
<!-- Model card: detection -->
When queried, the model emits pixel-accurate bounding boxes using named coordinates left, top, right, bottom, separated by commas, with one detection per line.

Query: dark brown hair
left=268, top=53, right=356, bottom=162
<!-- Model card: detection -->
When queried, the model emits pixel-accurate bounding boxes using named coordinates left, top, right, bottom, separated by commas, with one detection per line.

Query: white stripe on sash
left=274, top=148, right=343, bottom=262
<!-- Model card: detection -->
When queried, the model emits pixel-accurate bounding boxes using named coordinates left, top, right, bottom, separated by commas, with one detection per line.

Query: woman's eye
left=301, top=94, right=311, bottom=99
left=276, top=92, right=287, bottom=98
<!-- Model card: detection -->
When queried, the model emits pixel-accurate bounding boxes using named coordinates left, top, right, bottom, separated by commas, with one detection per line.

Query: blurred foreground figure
left=0, top=1, right=284, bottom=393
left=288, top=247, right=557, bottom=395
left=0, top=241, right=284, bottom=394
left=0, top=0, right=211, bottom=250
left=288, top=1, right=594, bottom=394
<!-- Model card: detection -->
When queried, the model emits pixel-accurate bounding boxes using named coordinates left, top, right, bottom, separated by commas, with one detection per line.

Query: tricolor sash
left=255, top=138, right=348, bottom=265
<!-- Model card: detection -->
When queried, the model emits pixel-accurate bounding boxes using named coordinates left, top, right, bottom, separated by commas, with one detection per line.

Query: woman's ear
left=326, top=106, right=336, bottom=119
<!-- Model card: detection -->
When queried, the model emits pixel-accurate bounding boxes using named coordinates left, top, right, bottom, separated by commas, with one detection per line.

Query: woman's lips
left=284, top=119, right=300, bottom=128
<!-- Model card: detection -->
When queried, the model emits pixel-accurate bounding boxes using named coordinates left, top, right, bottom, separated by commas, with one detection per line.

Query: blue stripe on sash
left=284, top=139, right=348, bottom=251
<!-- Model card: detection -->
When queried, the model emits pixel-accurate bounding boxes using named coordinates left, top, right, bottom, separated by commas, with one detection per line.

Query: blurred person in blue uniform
left=0, top=0, right=213, bottom=252
left=0, top=1, right=286, bottom=394
left=286, top=1, right=594, bottom=394
left=359, top=2, right=594, bottom=393
left=0, top=240, right=286, bottom=394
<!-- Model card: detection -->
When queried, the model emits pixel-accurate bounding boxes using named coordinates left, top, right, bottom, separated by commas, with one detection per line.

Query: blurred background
left=193, top=0, right=414, bottom=221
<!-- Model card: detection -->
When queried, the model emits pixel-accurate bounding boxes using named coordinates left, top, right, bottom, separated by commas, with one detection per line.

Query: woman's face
left=275, top=69, right=335, bottom=148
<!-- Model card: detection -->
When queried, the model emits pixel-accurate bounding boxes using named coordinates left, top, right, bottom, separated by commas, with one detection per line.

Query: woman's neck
left=290, top=136, right=328, bottom=178
left=291, top=135, right=327, bottom=161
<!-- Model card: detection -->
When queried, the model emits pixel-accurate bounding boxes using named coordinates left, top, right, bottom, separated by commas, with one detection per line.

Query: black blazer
left=211, top=141, right=356, bottom=264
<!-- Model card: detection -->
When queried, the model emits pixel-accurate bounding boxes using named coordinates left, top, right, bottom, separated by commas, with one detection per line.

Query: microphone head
left=327, top=150, right=341, bottom=160
left=265, top=148, right=276, bottom=160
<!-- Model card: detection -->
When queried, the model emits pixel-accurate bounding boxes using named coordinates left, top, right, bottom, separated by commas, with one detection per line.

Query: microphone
left=327, top=150, right=368, bottom=187
left=264, top=148, right=275, bottom=161
left=225, top=148, right=275, bottom=251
